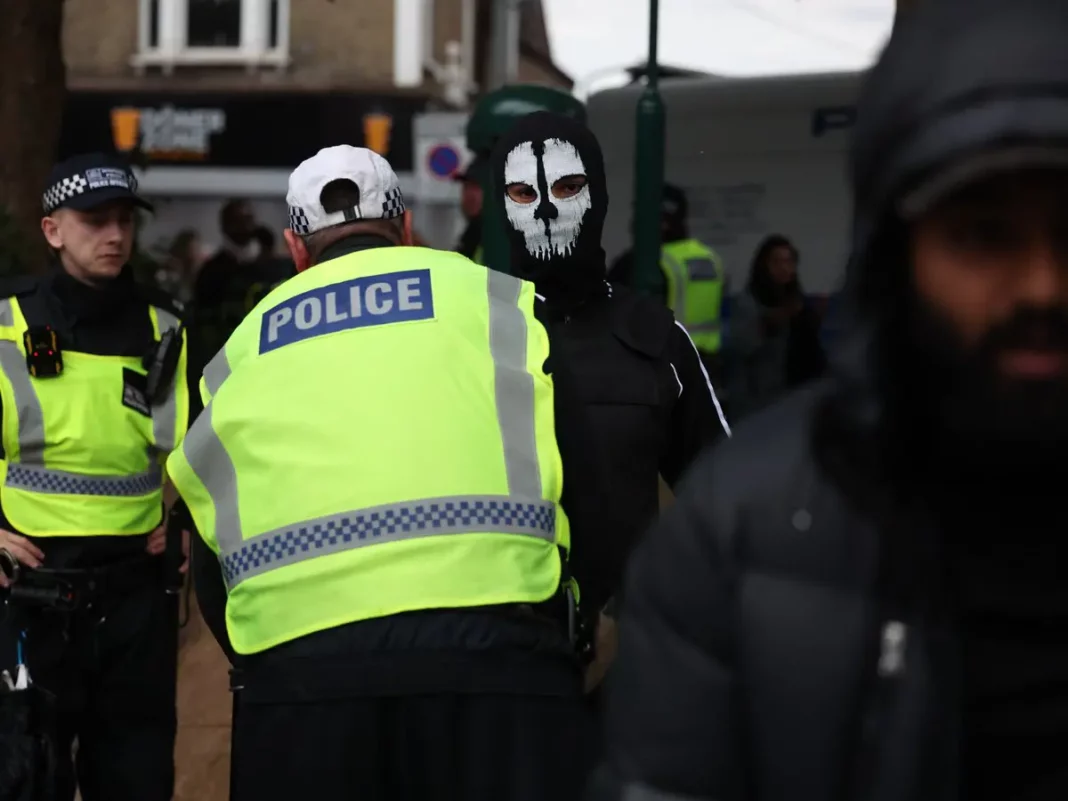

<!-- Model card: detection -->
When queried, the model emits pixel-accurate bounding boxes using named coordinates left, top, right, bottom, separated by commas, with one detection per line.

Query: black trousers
left=0, top=579, right=178, bottom=801
left=232, top=691, right=597, bottom=801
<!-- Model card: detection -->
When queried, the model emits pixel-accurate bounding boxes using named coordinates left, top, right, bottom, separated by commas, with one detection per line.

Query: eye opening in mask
left=552, top=174, right=587, bottom=200
left=506, top=183, right=538, bottom=204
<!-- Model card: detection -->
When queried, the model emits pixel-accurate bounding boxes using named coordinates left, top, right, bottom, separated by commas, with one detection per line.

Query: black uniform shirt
left=0, top=266, right=198, bottom=569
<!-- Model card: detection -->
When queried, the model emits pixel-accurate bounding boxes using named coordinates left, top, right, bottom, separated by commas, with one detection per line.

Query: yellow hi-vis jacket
left=660, top=238, right=726, bottom=354
left=0, top=295, right=187, bottom=536
left=167, top=246, right=570, bottom=655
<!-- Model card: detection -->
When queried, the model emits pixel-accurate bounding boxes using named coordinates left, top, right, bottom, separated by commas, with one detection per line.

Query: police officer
left=170, top=146, right=619, bottom=801
left=612, top=184, right=727, bottom=383
left=490, top=114, right=730, bottom=607
left=0, top=153, right=192, bottom=801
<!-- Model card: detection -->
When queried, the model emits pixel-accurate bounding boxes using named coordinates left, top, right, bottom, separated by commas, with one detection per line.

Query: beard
left=900, top=295, right=1068, bottom=466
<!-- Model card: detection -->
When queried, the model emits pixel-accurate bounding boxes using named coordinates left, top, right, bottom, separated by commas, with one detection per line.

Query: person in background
left=610, top=185, right=727, bottom=384
left=193, top=199, right=259, bottom=305
left=587, top=0, right=1068, bottom=798
left=187, top=201, right=294, bottom=376
left=454, top=155, right=488, bottom=265
left=726, top=234, right=827, bottom=419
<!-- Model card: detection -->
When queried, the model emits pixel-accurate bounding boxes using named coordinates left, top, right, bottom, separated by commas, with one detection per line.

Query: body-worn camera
left=143, top=325, right=183, bottom=404
left=23, top=327, right=62, bottom=378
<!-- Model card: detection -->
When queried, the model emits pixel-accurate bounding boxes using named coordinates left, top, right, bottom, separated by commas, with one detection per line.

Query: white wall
left=589, top=72, right=864, bottom=294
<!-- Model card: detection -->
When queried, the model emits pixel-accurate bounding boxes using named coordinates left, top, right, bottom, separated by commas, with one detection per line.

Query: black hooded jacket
left=491, top=114, right=730, bottom=572
left=588, top=2, right=1068, bottom=800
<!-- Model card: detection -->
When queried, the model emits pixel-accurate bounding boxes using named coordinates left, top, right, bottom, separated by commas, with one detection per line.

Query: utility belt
left=0, top=554, right=164, bottom=613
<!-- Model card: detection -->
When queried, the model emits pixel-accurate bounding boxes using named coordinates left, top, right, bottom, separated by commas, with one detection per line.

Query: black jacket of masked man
left=0, top=258, right=201, bottom=801
left=491, top=113, right=730, bottom=595
left=587, top=1, right=1068, bottom=800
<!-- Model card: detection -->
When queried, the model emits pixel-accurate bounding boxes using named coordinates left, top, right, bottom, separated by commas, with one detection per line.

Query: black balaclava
left=491, top=112, right=608, bottom=311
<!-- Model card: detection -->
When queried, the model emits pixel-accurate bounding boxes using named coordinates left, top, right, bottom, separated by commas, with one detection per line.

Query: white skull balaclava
left=492, top=112, right=608, bottom=308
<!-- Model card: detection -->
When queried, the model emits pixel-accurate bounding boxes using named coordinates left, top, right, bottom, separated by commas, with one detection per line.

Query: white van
left=588, top=71, right=865, bottom=295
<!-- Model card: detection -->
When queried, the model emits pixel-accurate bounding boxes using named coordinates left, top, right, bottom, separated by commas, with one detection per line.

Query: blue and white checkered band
left=382, top=187, right=405, bottom=218
left=289, top=205, right=311, bottom=235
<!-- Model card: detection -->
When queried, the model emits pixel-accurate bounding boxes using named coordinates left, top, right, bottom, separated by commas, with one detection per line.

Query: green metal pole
left=632, top=0, right=666, bottom=295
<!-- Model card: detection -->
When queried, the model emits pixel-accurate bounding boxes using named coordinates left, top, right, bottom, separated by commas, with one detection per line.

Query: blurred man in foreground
left=590, top=1, right=1068, bottom=799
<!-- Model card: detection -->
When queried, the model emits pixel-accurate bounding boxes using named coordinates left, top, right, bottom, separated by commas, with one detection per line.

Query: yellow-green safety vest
left=473, top=244, right=485, bottom=266
left=0, top=296, right=189, bottom=537
left=660, top=238, right=725, bottom=354
left=167, top=246, right=570, bottom=655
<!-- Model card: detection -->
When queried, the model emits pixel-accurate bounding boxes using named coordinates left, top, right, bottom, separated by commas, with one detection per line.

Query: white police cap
left=286, top=145, right=406, bottom=236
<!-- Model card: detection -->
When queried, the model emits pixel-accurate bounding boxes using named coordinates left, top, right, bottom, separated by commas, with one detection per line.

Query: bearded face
left=503, top=138, right=592, bottom=260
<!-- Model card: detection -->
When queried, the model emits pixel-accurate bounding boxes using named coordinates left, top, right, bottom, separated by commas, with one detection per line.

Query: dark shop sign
left=58, top=91, right=428, bottom=172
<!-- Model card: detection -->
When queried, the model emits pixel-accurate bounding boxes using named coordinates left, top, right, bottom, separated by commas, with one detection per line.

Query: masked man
left=491, top=113, right=730, bottom=699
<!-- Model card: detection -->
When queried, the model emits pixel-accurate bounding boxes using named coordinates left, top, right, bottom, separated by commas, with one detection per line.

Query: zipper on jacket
left=851, top=619, right=909, bottom=800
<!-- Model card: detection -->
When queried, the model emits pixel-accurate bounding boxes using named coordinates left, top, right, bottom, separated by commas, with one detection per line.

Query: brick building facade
left=56, top=0, right=571, bottom=254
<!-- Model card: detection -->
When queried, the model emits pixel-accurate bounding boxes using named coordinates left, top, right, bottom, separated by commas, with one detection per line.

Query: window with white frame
left=134, top=0, right=290, bottom=71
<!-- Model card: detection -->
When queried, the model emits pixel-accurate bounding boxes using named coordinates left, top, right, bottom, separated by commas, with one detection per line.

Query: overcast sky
left=542, top=0, right=894, bottom=93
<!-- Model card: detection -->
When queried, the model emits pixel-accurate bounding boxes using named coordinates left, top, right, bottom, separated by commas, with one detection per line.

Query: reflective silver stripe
left=660, top=251, right=688, bottom=318
left=181, top=401, right=241, bottom=552
left=487, top=269, right=542, bottom=499
left=686, top=255, right=722, bottom=282
left=0, top=299, right=46, bottom=465
left=5, top=463, right=161, bottom=497
left=202, top=347, right=231, bottom=398
left=221, top=494, right=556, bottom=590
left=151, top=307, right=181, bottom=453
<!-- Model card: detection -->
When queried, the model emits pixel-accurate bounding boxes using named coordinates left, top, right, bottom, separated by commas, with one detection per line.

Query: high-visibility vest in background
left=660, top=238, right=726, bottom=354
left=0, top=297, right=188, bottom=537
left=167, top=246, right=570, bottom=656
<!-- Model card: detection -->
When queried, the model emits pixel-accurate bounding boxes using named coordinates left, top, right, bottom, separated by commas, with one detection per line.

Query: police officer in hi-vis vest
left=657, top=184, right=727, bottom=382
left=171, top=146, right=617, bottom=801
left=0, top=153, right=192, bottom=801
left=611, top=184, right=727, bottom=384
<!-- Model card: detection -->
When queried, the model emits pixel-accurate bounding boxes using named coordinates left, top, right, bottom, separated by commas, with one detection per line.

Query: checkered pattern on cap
left=42, top=175, right=90, bottom=214
left=288, top=205, right=311, bottom=236
left=381, top=186, right=405, bottom=219
left=286, top=145, right=407, bottom=235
